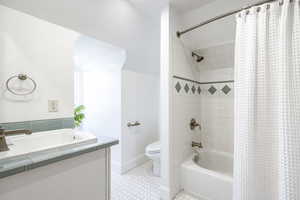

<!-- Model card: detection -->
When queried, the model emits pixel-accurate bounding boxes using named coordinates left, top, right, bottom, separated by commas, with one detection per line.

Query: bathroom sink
left=0, top=129, right=97, bottom=162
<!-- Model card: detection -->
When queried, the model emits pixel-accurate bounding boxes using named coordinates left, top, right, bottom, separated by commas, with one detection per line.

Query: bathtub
left=181, top=150, right=233, bottom=200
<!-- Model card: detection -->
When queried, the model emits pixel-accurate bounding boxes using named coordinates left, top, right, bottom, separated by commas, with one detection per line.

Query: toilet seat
left=146, top=141, right=160, bottom=154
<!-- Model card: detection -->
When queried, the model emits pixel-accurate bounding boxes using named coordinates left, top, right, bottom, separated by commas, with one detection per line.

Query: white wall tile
left=199, top=68, right=234, bottom=154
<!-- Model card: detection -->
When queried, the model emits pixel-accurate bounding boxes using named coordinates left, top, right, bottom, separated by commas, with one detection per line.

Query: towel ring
left=6, top=74, right=37, bottom=96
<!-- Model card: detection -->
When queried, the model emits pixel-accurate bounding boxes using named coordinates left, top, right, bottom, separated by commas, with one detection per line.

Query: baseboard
left=185, top=191, right=210, bottom=200
left=111, top=160, right=122, bottom=174
left=160, top=185, right=172, bottom=200
left=121, top=154, right=149, bottom=174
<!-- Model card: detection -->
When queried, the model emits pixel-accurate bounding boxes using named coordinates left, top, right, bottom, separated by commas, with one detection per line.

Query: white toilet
left=145, top=141, right=160, bottom=176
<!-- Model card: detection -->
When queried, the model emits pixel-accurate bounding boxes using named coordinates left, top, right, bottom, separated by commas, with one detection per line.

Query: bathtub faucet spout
left=191, top=141, right=203, bottom=149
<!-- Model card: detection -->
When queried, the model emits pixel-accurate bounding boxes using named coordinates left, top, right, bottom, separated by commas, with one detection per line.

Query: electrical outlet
left=48, top=100, right=59, bottom=112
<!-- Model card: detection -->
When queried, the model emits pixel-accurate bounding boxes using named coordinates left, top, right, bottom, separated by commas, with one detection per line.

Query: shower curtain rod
left=176, top=0, right=277, bottom=38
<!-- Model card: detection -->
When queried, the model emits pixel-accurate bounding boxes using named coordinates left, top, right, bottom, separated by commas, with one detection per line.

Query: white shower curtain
left=234, top=1, right=300, bottom=200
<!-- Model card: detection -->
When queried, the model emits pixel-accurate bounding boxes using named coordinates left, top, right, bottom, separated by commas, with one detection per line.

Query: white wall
left=160, top=6, right=173, bottom=200
left=73, top=37, right=159, bottom=174
left=73, top=36, right=124, bottom=171
left=78, top=70, right=159, bottom=174
left=0, top=0, right=160, bottom=74
left=160, top=6, right=202, bottom=199
left=80, top=70, right=122, bottom=168
left=81, top=70, right=122, bottom=142
left=170, top=7, right=202, bottom=196
left=121, top=70, right=159, bottom=173
left=0, top=5, right=79, bottom=123
left=75, top=72, right=121, bottom=169
left=195, top=42, right=234, bottom=70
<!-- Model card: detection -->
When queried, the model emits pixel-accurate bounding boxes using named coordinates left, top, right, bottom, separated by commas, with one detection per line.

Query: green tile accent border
left=0, top=118, right=75, bottom=132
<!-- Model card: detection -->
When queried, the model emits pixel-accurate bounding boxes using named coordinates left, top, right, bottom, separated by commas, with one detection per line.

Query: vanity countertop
left=0, top=136, right=118, bottom=179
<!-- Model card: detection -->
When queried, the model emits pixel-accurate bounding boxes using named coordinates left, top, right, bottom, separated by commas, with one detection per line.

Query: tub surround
left=173, top=60, right=234, bottom=199
left=0, top=133, right=118, bottom=179
left=199, top=67, right=234, bottom=154
left=166, top=11, right=234, bottom=197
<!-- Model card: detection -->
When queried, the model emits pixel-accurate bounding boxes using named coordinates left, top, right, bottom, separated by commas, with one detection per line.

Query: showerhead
left=192, top=52, right=204, bottom=63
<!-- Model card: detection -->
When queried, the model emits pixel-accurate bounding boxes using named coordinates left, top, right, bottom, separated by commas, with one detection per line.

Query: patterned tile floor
left=175, top=193, right=201, bottom=200
left=111, top=161, right=200, bottom=200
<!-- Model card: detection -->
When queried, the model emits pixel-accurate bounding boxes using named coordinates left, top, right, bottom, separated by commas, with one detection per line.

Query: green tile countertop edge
left=0, top=137, right=119, bottom=179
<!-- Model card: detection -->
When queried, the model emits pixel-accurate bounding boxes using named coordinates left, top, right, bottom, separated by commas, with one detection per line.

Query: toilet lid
left=146, top=141, right=160, bottom=154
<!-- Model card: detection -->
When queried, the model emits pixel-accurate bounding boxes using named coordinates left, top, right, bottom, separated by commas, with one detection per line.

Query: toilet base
left=152, top=159, right=160, bottom=177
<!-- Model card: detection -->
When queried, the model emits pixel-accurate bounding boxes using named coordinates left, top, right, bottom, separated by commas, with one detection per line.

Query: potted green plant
left=74, top=105, right=85, bottom=129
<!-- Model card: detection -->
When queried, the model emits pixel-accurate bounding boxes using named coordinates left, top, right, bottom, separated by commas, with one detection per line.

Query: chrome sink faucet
left=0, top=126, right=32, bottom=152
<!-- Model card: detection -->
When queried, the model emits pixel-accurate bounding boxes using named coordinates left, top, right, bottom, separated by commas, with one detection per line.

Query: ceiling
left=74, top=36, right=127, bottom=72
left=178, top=0, right=265, bottom=50
left=128, top=0, right=217, bottom=18
left=0, top=0, right=161, bottom=74
left=127, top=0, right=167, bottom=21
left=0, top=0, right=265, bottom=73
left=170, top=0, right=216, bottom=13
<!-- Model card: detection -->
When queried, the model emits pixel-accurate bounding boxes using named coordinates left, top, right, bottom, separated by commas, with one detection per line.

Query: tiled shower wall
left=200, top=68, right=234, bottom=154
left=173, top=67, right=234, bottom=154
left=172, top=76, right=201, bottom=193
left=169, top=11, right=234, bottom=195
left=170, top=17, right=202, bottom=193
left=173, top=77, right=201, bottom=163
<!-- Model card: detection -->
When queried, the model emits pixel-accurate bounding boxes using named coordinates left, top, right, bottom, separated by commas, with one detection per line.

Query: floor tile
left=111, top=162, right=160, bottom=200
left=111, top=162, right=200, bottom=200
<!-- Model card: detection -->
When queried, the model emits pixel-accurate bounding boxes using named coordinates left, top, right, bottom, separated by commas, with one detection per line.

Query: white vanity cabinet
left=0, top=148, right=112, bottom=200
